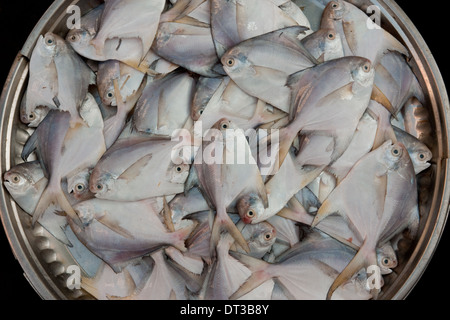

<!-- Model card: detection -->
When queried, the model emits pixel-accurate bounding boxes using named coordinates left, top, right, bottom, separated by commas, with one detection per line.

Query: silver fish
left=193, top=119, right=268, bottom=253
left=230, top=232, right=372, bottom=300
left=153, top=20, right=222, bottom=78
left=312, top=140, right=419, bottom=299
left=26, top=33, right=96, bottom=126
left=132, top=71, right=195, bottom=137
left=301, top=28, right=344, bottom=63
left=89, top=137, right=191, bottom=201
left=69, top=198, right=194, bottom=273
left=320, top=0, right=408, bottom=66
left=239, top=221, right=277, bottom=258
left=90, top=0, right=166, bottom=60
left=221, top=26, right=316, bottom=114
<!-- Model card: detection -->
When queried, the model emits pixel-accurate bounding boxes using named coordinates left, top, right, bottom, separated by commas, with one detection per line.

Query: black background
left=0, top=0, right=448, bottom=307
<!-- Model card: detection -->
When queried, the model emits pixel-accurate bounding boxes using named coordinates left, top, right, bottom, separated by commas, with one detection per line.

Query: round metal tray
left=0, top=0, right=448, bottom=300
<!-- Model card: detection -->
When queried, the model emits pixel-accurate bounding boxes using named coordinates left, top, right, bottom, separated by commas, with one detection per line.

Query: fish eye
left=327, top=32, right=335, bottom=40
left=199, top=109, right=204, bottom=115
left=11, top=174, right=21, bottom=183
left=220, top=121, right=230, bottom=130
left=96, top=184, right=104, bottom=190
left=68, top=34, right=79, bottom=42
left=28, top=113, right=35, bottom=120
left=391, top=147, right=402, bottom=157
left=246, top=210, right=255, bottom=218
left=363, top=62, right=371, bottom=73
left=331, top=1, right=339, bottom=9
left=382, top=258, right=391, bottom=266
left=264, top=232, right=273, bottom=240
left=45, top=36, right=55, bottom=46
left=419, top=153, right=425, bottom=160
left=75, top=184, right=85, bottom=192
left=175, top=166, right=183, bottom=173
left=226, top=58, right=235, bottom=67
left=106, top=91, right=114, bottom=99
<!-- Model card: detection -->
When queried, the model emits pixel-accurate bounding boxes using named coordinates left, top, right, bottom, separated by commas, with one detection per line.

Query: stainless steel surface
left=0, top=0, right=448, bottom=301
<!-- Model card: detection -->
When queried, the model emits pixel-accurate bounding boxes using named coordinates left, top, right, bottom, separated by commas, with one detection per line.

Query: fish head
left=322, top=0, right=346, bottom=23
left=323, top=29, right=344, bottom=61
left=410, top=146, right=432, bottom=174
left=221, top=48, right=253, bottom=77
left=68, top=169, right=94, bottom=202
left=249, top=221, right=277, bottom=248
left=20, top=104, right=49, bottom=128
left=376, top=243, right=398, bottom=275
left=380, top=140, right=409, bottom=171
left=35, top=33, right=59, bottom=59
left=3, top=162, right=43, bottom=196
left=73, top=201, right=96, bottom=227
left=89, top=172, right=115, bottom=198
left=66, top=28, right=94, bottom=51
left=167, top=162, right=191, bottom=184
left=351, top=58, right=375, bottom=89
left=237, top=193, right=266, bottom=224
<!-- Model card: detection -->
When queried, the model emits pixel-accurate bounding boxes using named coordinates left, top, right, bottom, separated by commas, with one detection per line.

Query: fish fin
left=96, top=215, right=135, bottom=239
left=372, top=120, right=397, bottom=150
left=210, top=210, right=250, bottom=256
left=118, top=154, right=153, bottom=180
left=172, top=223, right=197, bottom=253
left=32, top=180, right=78, bottom=228
left=184, top=165, right=199, bottom=195
left=371, top=85, right=396, bottom=119
left=277, top=198, right=314, bottom=226
left=228, top=251, right=271, bottom=300
left=327, top=239, right=378, bottom=300
left=269, top=126, right=298, bottom=174
left=21, top=130, right=38, bottom=162
left=382, top=30, right=410, bottom=58
left=163, top=197, right=176, bottom=232
left=311, top=196, right=341, bottom=228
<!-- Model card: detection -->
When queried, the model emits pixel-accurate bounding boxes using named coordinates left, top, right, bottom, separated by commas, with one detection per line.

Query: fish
left=89, top=136, right=192, bottom=201
left=96, top=60, right=146, bottom=108
left=301, top=28, right=344, bottom=63
left=229, top=231, right=372, bottom=300
left=311, top=140, right=420, bottom=299
left=68, top=198, right=195, bottom=273
left=374, top=51, right=425, bottom=117
left=108, top=251, right=196, bottom=300
left=153, top=20, right=222, bottom=78
left=393, top=126, right=432, bottom=175
left=191, top=76, right=225, bottom=121
left=81, top=257, right=154, bottom=300
left=103, top=76, right=148, bottom=148
left=192, top=119, right=268, bottom=254
left=320, top=0, right=409, bottom=66
left=273, top=56, right=375, bottom=172
left=195, top=77, right=287, bottom=132
left=169, top=188, right=211, bottom=225
left=90, top=0, right=166, bottom=60
left=238, top=222, right=277, bottom=259
left=22, top=93, right=106, bottom=226
left=221, top=26, right=316, bottom=114
left=327, top=111, right=378, bottom=182
left=26, top=33, right=96, bottom=126
left=132, top=71, right=196, bottom=137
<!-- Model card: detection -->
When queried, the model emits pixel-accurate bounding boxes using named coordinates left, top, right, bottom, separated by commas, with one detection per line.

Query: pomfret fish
left=26, top=33, right=96, bottom=126
left=301, top=28, right=344, bottom=63
left=312, top=140, right=419, bottom=299
left=89, top=137, right=191, bottom=201
left=90, top=0, right=166, bottom=60
left=132, top=71, right=196, bottom=137
left=320, top=0, right=408, bottom=66
left=69, top=198, right=195, bottom=273
left=193, top=119, right=268, bottom=253
left=221, top=26, right=316, bottom=113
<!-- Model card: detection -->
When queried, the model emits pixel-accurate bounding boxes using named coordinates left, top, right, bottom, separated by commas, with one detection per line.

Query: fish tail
left=277, top=198, right=313, bottom=225
left=327, top=239, right=378, bottom=300
left=228, top=251, right=272, bottom=300
left=32, top=178, right=78, bottom=227
left=210, top=210, right=250, bottom=256
left=172, top=223, right=196, bottom=253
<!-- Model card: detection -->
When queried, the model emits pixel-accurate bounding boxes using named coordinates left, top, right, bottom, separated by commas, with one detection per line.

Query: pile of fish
left=3, top=0, right=434, bottom=300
